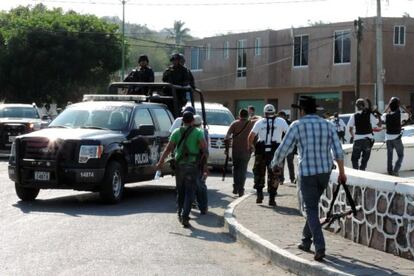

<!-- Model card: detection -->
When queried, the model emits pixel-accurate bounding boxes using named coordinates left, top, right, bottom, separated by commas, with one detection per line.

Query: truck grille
left=0, top=123, right=27, bottom=149
left=21, top=138, right=76, bottom=161
left=210, top=137, right=230, bottom=149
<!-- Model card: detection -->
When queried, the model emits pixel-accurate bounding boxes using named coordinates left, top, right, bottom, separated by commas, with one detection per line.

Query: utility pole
left=121, top=0, right=126, bottom=80
left=354, top=17, right=362, bottom=100
left=376, top=0, right=385, bottom=111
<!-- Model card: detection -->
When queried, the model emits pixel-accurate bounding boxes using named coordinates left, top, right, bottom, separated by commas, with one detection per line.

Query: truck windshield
left=198, top=109, right=235, bottom=126
left=0, top=107, right=39, bottom=119
left=49, top=105, right=132, bottom=131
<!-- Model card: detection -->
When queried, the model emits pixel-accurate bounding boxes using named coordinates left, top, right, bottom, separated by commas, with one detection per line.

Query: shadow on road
left=13, top=185, right=177, bottom=217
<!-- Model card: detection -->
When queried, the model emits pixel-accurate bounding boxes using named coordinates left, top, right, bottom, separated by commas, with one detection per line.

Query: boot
left=269, top=194, right=276, bottom=206
left=256, top=190, right=263, bottom=204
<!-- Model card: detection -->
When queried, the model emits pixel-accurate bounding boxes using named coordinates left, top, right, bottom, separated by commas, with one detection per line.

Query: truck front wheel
left=15, top=183, right=39, bottom=201
left=99, top=161, right=124, bottom=204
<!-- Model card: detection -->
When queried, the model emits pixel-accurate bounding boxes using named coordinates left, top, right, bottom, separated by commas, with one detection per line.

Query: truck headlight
left=79, top=145, right=103, bottom=163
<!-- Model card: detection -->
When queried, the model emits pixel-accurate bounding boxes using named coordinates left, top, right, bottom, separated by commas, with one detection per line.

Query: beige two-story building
left=185, top=17, right=414, bottom=117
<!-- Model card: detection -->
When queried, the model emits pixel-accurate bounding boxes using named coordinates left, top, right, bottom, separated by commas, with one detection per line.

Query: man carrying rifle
left=224, top=109, right=256, bottom=197
left=248, top=104, right=288, bottom=206
left=156, top=112, right=208, bottom=228
left=348, top=98, right=380, bottom=170
left=271, top=96, right=346, bottom=261
left=381, top=97, right=411, bottom=176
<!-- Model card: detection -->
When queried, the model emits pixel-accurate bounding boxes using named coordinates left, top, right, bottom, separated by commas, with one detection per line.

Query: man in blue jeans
left=271, top=96, right=346, bottom=261
left=381, top=97, right=411, bottom=176
left=157, top=112, right=208, bottom=228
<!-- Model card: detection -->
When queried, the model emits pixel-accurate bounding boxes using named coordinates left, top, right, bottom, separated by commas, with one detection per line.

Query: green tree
left=165, top=20, right=191, bottom=53
left=0, top=4, right=122, bottom=105
left=102, top=16, right=170, bottom=72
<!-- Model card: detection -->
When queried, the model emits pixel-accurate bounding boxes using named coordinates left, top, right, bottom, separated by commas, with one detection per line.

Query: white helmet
left=263, top=104, right=276, bottom=114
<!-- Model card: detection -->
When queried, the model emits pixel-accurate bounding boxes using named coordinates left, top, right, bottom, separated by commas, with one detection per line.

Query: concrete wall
left=319, top=138, right=414, bottom=260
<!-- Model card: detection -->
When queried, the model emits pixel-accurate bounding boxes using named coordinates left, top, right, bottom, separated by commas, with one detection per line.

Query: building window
left=334, top=30, right=351, bottom=64
left=191, top=47, right=203, bottom=70
left=293, top=35, right=308, bottom=67
left=223, top=41, right=229, bottom=59
left=394, top=25, right=405, bottom=46
left=255, top=38, right=261, bottom=56
left=206, top=43, right=211, bottom=60
left=237, top=39, right=247, bottom=78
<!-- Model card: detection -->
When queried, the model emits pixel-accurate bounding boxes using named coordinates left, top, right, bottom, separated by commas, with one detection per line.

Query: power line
left=29, top=0, right=327, bottom=6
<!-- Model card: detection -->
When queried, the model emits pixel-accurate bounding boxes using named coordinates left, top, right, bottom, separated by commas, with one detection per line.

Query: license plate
left=8, top=136, right=16, bottom=142
left=34, top=171, right=50, bottom=181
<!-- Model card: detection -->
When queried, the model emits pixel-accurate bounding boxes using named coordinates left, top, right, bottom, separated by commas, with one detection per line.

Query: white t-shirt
left=330, top=118, right=346, bottom=132
left=347, top=111, right=378, bottom=141
left=381, top=111, right=409, bottom=141
left=169, top=117, right=183, bottom=133
left=250, top=116, right=289, bottom=144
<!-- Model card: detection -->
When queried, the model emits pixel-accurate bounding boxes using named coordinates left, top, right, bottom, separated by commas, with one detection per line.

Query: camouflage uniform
left=253, top=146, right=280, bottom=199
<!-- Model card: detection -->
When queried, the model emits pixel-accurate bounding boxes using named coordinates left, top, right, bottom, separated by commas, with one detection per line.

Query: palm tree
left=166, top=20, right=191, bottom=52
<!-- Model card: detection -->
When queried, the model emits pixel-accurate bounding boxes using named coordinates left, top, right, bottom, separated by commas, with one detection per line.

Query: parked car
left=402, top=124, right=414, bottom=137
left=195, top=103, right=235, bottom=168
left=0, top=103, right=43, bottom=156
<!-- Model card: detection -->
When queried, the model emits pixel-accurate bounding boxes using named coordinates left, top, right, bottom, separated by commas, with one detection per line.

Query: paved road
left=0, top=159, right=291, bottom=276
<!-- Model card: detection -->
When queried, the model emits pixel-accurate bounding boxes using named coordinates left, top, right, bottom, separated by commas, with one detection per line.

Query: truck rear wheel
left=99, top=161, right=124, bottom=204
left=15, top=183, right=39, bottom=201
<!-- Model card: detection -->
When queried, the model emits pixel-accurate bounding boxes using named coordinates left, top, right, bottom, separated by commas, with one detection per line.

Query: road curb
left=224, top=193, right=352, bottom=276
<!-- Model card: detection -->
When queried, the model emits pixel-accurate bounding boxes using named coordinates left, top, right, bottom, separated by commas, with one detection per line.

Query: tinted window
left=133, top=108, right=154, bottom=128
left=152, top=108, right=172, bottom=132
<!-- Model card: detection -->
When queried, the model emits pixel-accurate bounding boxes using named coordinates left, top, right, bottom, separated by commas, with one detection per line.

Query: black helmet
left=170, top=53, right=181, bottom=62
left=138, top=54, right=149, bottom=63
left=179, top=53, right=186, bottom=63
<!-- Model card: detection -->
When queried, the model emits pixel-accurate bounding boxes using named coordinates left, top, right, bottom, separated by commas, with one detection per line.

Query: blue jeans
left=175, top=163, right=198, bottom=220
left=300, top=173, right=330, bottom=251
left=196, top=176, right=208, bottom=212
left=232, top=154, right=251, bottom=194
left=351, top=138, right=372, bottom=170
left=386, top=138, right=404, bottom=174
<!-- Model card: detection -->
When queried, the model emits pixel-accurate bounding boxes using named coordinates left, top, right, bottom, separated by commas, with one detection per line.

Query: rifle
left=222, top=139, right=230, bottom=181
left=320, top=180, right=360, bottom=232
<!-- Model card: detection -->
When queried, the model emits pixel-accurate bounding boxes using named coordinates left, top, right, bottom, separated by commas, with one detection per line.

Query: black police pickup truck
left=8, top=82, right=206, bottom=203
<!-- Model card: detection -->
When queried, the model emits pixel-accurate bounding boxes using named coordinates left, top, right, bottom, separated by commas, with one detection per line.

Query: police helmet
left=263, top=104, right=276, bottom=114
left=138, top=54, right=149, bottom=63
left=170, top=53, right=181, bottom=62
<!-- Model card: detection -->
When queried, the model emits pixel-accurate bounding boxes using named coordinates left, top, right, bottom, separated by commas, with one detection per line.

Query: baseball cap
left=182, top=111, right=194, bottom=124
left=193, top=114, right=203, bottom=126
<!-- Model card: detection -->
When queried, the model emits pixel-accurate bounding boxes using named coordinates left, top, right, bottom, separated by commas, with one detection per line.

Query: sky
left=1, top=0, right=414, bottom=38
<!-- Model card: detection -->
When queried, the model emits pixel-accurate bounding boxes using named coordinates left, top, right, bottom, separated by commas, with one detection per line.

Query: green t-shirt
left=170, top=126, right=204, bottom=164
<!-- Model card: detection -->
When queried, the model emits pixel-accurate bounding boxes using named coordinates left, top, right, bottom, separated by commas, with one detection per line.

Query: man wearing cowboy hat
left=271, top=95, right=346, bottom=261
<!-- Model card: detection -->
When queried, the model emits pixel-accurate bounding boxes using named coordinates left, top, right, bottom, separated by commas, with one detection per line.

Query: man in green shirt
left=156, top=112, right=208, bottom=227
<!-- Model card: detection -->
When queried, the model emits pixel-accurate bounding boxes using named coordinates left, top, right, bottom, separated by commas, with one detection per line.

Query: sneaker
left=297, top=243, right=311, bottom=252
left=314, top=249, right=326, bottom=261
left=290, top=178, right=296, bottom=184
left=269, top=197, right=276, bottom=206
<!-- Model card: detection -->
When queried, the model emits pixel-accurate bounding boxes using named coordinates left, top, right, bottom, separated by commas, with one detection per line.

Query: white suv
left=196, top=103, right=235, bottom=168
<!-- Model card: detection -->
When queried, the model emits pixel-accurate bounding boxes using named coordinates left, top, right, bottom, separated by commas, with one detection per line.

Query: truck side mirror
left=130, top=125, right=155, bottom=138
